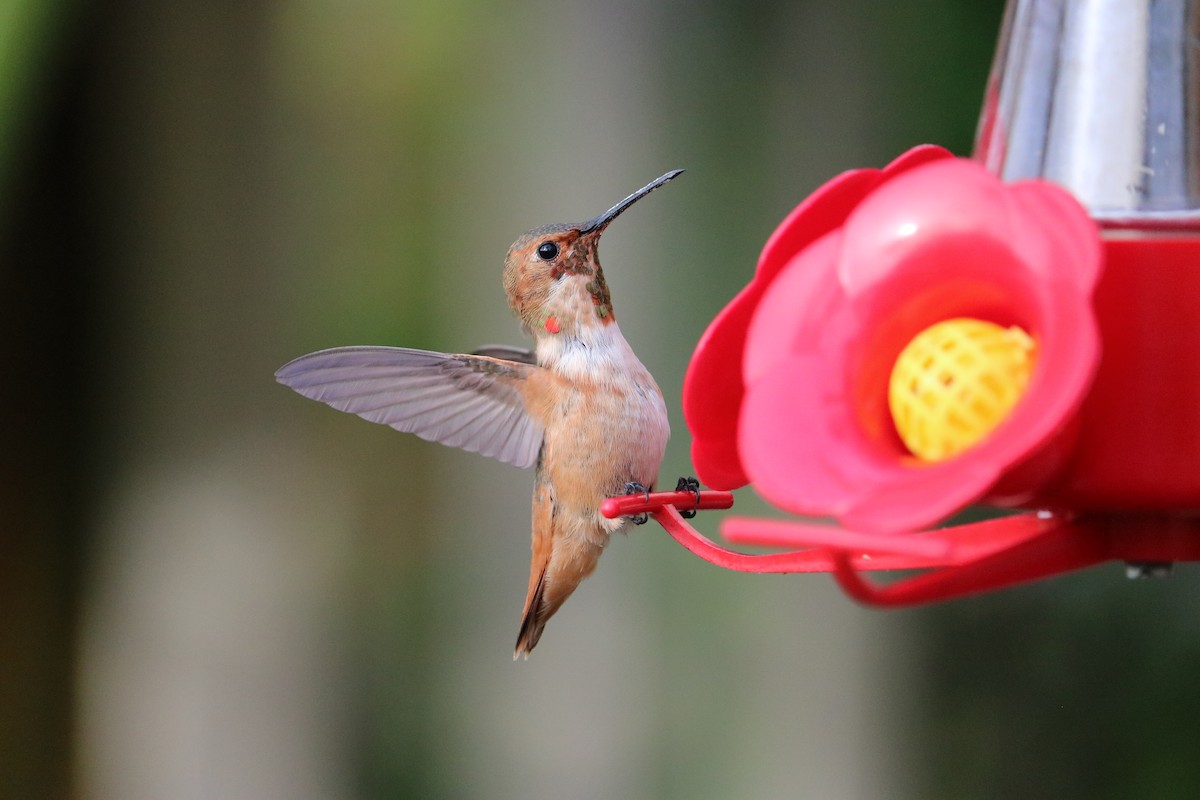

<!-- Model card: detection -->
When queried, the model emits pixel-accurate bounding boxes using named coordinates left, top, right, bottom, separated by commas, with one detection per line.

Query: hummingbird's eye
left=536, top=241, right=559, bottom=261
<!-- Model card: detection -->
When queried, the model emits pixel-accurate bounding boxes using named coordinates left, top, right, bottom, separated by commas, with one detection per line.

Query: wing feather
left=472, top=344, right=536, bottom=364
left=275, top=346, right=545, bottom=468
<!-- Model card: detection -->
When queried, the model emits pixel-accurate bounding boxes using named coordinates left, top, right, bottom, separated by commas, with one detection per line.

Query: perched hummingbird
left=276, top=170, right=682, bottom=657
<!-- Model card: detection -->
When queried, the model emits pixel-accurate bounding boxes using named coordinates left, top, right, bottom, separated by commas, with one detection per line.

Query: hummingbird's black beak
left=578, top=169, right=685, bottom=236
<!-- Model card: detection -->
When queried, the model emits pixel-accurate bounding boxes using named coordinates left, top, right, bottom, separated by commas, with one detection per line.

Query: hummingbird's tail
left=513, top=533, right=605, bottom=659
left=514, top=571, right=550, bottom=658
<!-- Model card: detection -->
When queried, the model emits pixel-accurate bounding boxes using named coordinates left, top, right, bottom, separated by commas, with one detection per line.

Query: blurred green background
left=7, top=1, right=1200, bottom=798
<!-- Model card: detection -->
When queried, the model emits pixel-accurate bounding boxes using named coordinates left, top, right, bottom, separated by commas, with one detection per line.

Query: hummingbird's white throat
left=537, top=321, right=643, bottom=384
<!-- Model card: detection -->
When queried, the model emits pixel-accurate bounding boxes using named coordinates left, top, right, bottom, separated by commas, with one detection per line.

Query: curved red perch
left=603, top=490, right=1200, bottom=608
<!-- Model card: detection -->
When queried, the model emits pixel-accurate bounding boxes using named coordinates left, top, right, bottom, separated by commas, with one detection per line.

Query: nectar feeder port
left=629, top=0, right=1200, bottom=607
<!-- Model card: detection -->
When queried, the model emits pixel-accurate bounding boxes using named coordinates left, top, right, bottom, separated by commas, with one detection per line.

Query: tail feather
left=513, top=567, right=576, bottom=659
left=516, top=481, right=555, bottom=660
left=515, top=472, right=609, bottom=658
left=513, top=536, right=606, bottom=659
left=514, top=570, right=548, bottom=659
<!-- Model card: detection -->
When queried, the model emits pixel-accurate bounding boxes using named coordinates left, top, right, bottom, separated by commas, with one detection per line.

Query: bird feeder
left=603, top=0, right=1200, bottom=605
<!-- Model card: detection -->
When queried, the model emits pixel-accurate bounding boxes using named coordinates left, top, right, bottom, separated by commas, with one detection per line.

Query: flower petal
left=758, top=145, right=953, bottom=286
left=738, top=158, right=1102, bottom=532
left=685, top=148, right=954, bottom=489
left=743, top=231, right=845, bottom=384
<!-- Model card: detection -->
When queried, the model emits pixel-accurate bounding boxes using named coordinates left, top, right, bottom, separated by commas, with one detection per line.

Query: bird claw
left=675, top=476, right=702, bottom=518
left=623, top=481, right=651, bottom=525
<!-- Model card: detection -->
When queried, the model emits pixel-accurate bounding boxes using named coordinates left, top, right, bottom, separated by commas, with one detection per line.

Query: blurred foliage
left=915, top=567, right=1200, bottom=799
left=0, top=0, right=69, bottom=220
left=0, top=2, right=87, bottom=799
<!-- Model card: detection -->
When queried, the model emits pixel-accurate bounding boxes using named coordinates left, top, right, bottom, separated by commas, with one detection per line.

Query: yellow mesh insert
left=888, top=318, right=1037, bottom=462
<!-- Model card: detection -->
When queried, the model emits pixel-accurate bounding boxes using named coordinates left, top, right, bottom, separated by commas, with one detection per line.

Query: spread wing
left=472, top=344, right=536, bottom=364
left=275, top=346, right=544, bottom=468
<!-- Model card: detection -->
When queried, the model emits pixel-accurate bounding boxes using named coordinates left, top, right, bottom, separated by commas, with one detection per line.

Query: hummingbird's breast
left=530, top=323, right=669, bottom=533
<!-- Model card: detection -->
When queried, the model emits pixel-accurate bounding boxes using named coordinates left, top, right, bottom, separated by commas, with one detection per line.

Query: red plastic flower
left=684, top=146, right=1103, bottom=534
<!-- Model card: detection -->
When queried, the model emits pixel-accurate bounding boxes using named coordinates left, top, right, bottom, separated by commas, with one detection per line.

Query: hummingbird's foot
left=675, top=476, right=702, bottom=519
left=623, top=482, right=652, bottom=525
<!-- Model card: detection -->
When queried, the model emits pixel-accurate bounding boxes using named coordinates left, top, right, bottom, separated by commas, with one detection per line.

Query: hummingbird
left=275, top=170, right=682, bottom=657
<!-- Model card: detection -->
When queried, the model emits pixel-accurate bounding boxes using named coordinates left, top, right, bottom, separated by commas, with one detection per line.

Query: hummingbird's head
left=502, top=170, right=683, bottom=339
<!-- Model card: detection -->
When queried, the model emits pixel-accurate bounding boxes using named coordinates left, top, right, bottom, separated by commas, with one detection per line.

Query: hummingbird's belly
left=541, top=380, right=669, bottom=522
